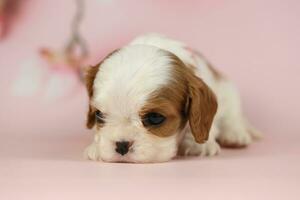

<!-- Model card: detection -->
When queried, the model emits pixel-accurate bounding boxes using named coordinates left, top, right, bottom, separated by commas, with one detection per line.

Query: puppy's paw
left=179, top=140, right=221, bottom=157
left=218, top=130, right=252, bottom=148
left=84, top=143, right=101, bottom=161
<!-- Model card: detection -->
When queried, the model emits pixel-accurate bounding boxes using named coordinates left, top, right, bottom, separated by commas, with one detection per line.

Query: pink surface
left=0, top=0, right=300, bottom=199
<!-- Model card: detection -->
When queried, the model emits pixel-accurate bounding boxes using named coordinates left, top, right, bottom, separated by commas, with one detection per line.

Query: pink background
left=0, top=0, right=300, bottom=199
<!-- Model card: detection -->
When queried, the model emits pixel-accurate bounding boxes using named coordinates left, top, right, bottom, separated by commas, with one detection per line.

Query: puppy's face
left=85, top=45, right=217, bottom=163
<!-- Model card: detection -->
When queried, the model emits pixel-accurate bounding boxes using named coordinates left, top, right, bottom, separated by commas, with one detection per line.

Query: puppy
left=84, top=34, right=260, bottom=163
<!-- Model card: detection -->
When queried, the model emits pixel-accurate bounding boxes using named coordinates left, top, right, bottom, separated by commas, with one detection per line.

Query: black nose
left=115, top=141, right=131, bottom=156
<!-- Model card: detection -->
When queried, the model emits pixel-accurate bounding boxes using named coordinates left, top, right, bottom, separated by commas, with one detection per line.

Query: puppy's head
left=85, top=45, right=217, bottom=163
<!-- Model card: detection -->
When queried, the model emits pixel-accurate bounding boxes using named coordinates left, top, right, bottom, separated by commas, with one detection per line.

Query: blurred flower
left=12, top=48, right=85, bottom=101
left=12, top=0, right=88, bottom=101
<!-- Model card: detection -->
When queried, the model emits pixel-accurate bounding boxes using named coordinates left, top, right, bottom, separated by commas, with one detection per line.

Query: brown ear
left=85, top=65, right=99, bottom=98
left=187, top=74, right=218, bottom=143
left=84, top=49, right=120, bottom=129
left=86, top=105, right=96, bottom=129
left=84, top=65, right=100, bottom=129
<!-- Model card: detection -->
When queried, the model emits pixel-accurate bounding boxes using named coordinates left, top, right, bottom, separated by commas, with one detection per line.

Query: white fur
left=88, top=45, right=179, bottom=163
left=85, top=34, right=260, bottom=162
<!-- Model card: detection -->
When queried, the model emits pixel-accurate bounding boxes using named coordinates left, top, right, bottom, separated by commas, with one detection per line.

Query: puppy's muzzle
left=115, top=141, right=133, bottom=156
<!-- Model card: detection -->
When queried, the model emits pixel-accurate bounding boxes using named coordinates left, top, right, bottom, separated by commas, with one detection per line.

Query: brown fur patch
left=186, top=63, right=198, bottom=73
left=85, top=64, right=100, bottom=129
left=139, top=98, right=187, bottom=137
left=139, top=52, right=218, bottom=142
left=85, top=64, right=100, bottom=98
left=217, top=139, right=248, bottom=149
left=170, top=53, right=218, bottom=143
left=186, top=68, right=218, bottom=143
left=139, top=70, right=189, bottom=137
left=85, top=49, right=119, bottom=129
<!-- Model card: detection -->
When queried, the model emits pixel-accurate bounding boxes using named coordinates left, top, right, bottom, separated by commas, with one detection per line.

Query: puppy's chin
left=98, top=134, right=179, bottom=163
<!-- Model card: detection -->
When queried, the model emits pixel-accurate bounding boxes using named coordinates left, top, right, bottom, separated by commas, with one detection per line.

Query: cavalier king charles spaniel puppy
left=84, top=34, right=260, bottom=163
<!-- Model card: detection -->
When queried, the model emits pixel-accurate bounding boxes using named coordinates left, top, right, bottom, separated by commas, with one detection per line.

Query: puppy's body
left=85, top=34, right=260, bottom=163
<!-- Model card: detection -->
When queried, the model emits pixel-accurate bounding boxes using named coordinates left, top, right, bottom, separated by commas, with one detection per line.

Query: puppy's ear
left=86, top=105, right=96, bottom=129
left=187, top=73, right=218, bottom=143
left=84, top=49, right=120, bottom=129
left=84, top=65, right=100, bottom=129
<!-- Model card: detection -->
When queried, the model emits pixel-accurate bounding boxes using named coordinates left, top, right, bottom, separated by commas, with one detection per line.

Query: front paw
left=217, top=131, right=252, bottom=148
left=84, top=143, right=101, bottom=161
left=179, top=140, right=221, bottom=157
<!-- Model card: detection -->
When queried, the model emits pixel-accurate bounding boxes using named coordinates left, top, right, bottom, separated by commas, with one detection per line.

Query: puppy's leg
left=84, top=133, right=101, bottom=161
left=216, top=81, right=261, bottom=147
left=178, top=125, right=221, bottom=156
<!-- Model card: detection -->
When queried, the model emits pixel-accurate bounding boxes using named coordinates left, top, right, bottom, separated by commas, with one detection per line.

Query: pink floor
left=1, top=0, right=300, bottom=199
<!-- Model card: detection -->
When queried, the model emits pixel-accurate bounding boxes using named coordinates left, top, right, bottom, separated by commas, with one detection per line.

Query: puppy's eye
left=95, top=110, right=105, bottom=123
left=142, top=112, right=166, bottom=126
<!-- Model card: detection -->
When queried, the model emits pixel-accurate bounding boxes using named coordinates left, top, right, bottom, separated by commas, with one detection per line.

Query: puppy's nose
left=115, top=141, right=132, bottom=156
